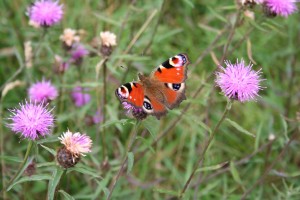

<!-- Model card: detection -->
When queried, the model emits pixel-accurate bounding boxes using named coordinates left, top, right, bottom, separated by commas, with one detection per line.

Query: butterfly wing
left=151, top=53, right=190, bottom=109
left=115, top=82, right=144, bottom=108
left=115, top=81, right=167, bottom=119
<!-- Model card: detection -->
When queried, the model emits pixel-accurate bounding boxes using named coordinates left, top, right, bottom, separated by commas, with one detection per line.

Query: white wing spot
left=129, top=96, right=132, bottom=99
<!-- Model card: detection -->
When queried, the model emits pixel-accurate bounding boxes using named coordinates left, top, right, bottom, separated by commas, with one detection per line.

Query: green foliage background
left=1, top=0, right=300, bottom=199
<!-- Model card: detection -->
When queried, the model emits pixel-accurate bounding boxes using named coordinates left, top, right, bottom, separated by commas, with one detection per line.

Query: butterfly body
left=116, top=53, right=190, bottom=119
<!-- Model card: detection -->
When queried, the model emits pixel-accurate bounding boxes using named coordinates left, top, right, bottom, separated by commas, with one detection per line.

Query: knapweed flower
left=71, top=44, right=89, bottom=65
left=8, top=101, right=54, bottom=140
left=71, top=86, right=91, bottom=107
left=264, top=0, right=298, bottom=17
left=215, top=59, right=263, bottom=102
left=60, top=28, right=80, bottom=47
left=122, top=102, right=147, bottom=120
left=100, top=31, right=117, bottom=47
left=100, top=31, right=117, bottom=56
left=53, top=55, right=69, bottom=74
left=240, top=0, right=264, bottom=7
left=27, top=0, right=63, bottom=27
left=57, top=130, right=92, bottom=168
left=28, top=80, right=58, bottom=103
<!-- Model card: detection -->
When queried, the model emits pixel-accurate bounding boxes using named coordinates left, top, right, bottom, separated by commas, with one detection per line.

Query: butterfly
left=115, top=53, right=190, bottom=120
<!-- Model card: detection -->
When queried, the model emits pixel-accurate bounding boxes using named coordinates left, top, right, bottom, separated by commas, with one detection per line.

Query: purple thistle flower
left=58, top=130, right=92, bottom=157
left=71, top=86, right=91, bottom=107
left=71, top=44, right=89, bottom=65
left=92, top=110, right=103, bottom=124
left=264, top=0, right=298, bottom=17
left=215, top=60, right=263, bottom=102
left=8, top=101, right=54, bottom=140
left=122, top=102, right=147, bottom=120
left=28, top=80, right=58, bottom=103
left=27, top=0, right=63, bottom=27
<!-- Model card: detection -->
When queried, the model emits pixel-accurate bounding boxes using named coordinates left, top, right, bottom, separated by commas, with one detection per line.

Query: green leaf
left=196, top=162, right=228, bottom=173
left=58, top=190, right=75, bottom=200
left=280, top=115, right=288, bottom=140
left=40, top=144, right=56, bottom=156
left=143, top=117, right=159, bottom=139
left=7, top=174, right=51, bottom=191
left=225, top=118, right=255, bottom=137
left=183, top=0, right=194, bottom=8
left=100, top=119, right=131, bottom=129
left=136, top=136, right=155, bottom=154
left=67, top=165, right=102, bottom=179
left=93, top=13, right=121, bottom=26
left=47, top=167, right=64, bottom=200
left=127, top=152, right=134, bottom=174
left=230, top=161, right=242, bottom=185
left=0, top=155, right=22, bottom=163
left=37, top=135, right=59, bottom=144
left=154, top=188, right=178, bottom=196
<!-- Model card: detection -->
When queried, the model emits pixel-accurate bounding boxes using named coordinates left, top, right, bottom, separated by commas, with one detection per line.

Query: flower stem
left=5, top=140, right=34, bottom=191
left=102, top=61, right=107, bottom=159
left=106, top=120, right=141, bottom=200
left=179, top=100, right=232, bottom=198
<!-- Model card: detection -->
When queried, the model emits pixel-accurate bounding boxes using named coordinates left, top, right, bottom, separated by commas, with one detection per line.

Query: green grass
left=1, top=0, right=300, bottom=199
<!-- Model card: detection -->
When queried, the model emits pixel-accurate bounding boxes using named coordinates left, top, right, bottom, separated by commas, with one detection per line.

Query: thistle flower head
left=71, top=44, right=89, bottom=62
left=59, top=130, right=92, bottom=157
left=28, top=80, right=58, bottom=103
left=215, top=59, right=263, bottom=102
left=60, top=28, right=80, bottom=47
left=27, top=0, right=63, bottom=27
left=7, top=101, right=54, bottom=140
left=100, top=31, right=117, bottom=47
left=264, top=0, right=298, bottom=17
left=122, top=102, right=147, bottom=120
left=71, top=86, right=91, bottom=107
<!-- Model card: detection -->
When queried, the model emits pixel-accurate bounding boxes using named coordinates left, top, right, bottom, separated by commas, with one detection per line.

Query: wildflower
left=59, top=28, right=80, bottom=47
left=71, top=86, right=91, bottom=107
left=53, top=55, right=69, bottom=74
left=25, top=161, right=36, bottom=176
left=263, top=0, right=298, bottom=17
left=28, top=20, right=41, bottom=28
left=100, top=31, right=117, bottom=56
left=28, top=80, right=58, bottom=103
left=8, top=101, right=54, bottom=140
left=27, top=0, right=63, bottom=27
left=215, top=59, right=263, bottom=102
left=122, top=102, right=147, bottom=120
left=100, top=31, right=117, bottom=47
left=57, top=130, right=92, bottom=168
left=239, top=0, right=264, bottom=7
left=92, top=110, right=103, bottom=124
left=71, top=44, right=89, bottom=65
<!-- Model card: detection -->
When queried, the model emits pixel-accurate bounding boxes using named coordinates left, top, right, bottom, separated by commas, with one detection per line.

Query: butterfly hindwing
left=152, top=53, right=189, bottom=109
left=152, top=53, right=189, bottom=83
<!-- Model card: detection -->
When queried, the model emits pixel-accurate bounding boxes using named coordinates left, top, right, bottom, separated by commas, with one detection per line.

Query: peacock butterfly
left=115, top=53, right=190, bottom=120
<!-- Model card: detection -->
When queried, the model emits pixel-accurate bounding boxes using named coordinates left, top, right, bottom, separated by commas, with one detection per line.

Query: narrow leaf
left=40, top=144, right=56, bottom=156
left=225, top=118, right=255, bottom=137
left=196, top=162, right=228, bottom=173
left=47, top=167, right=64, bottom=200
left=154, top=188, right=178, bottom=196
left=127, top=152, right=134, bottom=174
left=230, top=161, right=242, bottom=185
left=7, top=174, right=51, bottom=191
left=58, top=190, right=75, bottom=200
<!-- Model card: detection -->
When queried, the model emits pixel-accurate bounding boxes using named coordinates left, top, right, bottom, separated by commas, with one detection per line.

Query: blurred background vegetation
left=1, top=0, right=300, bottom=199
